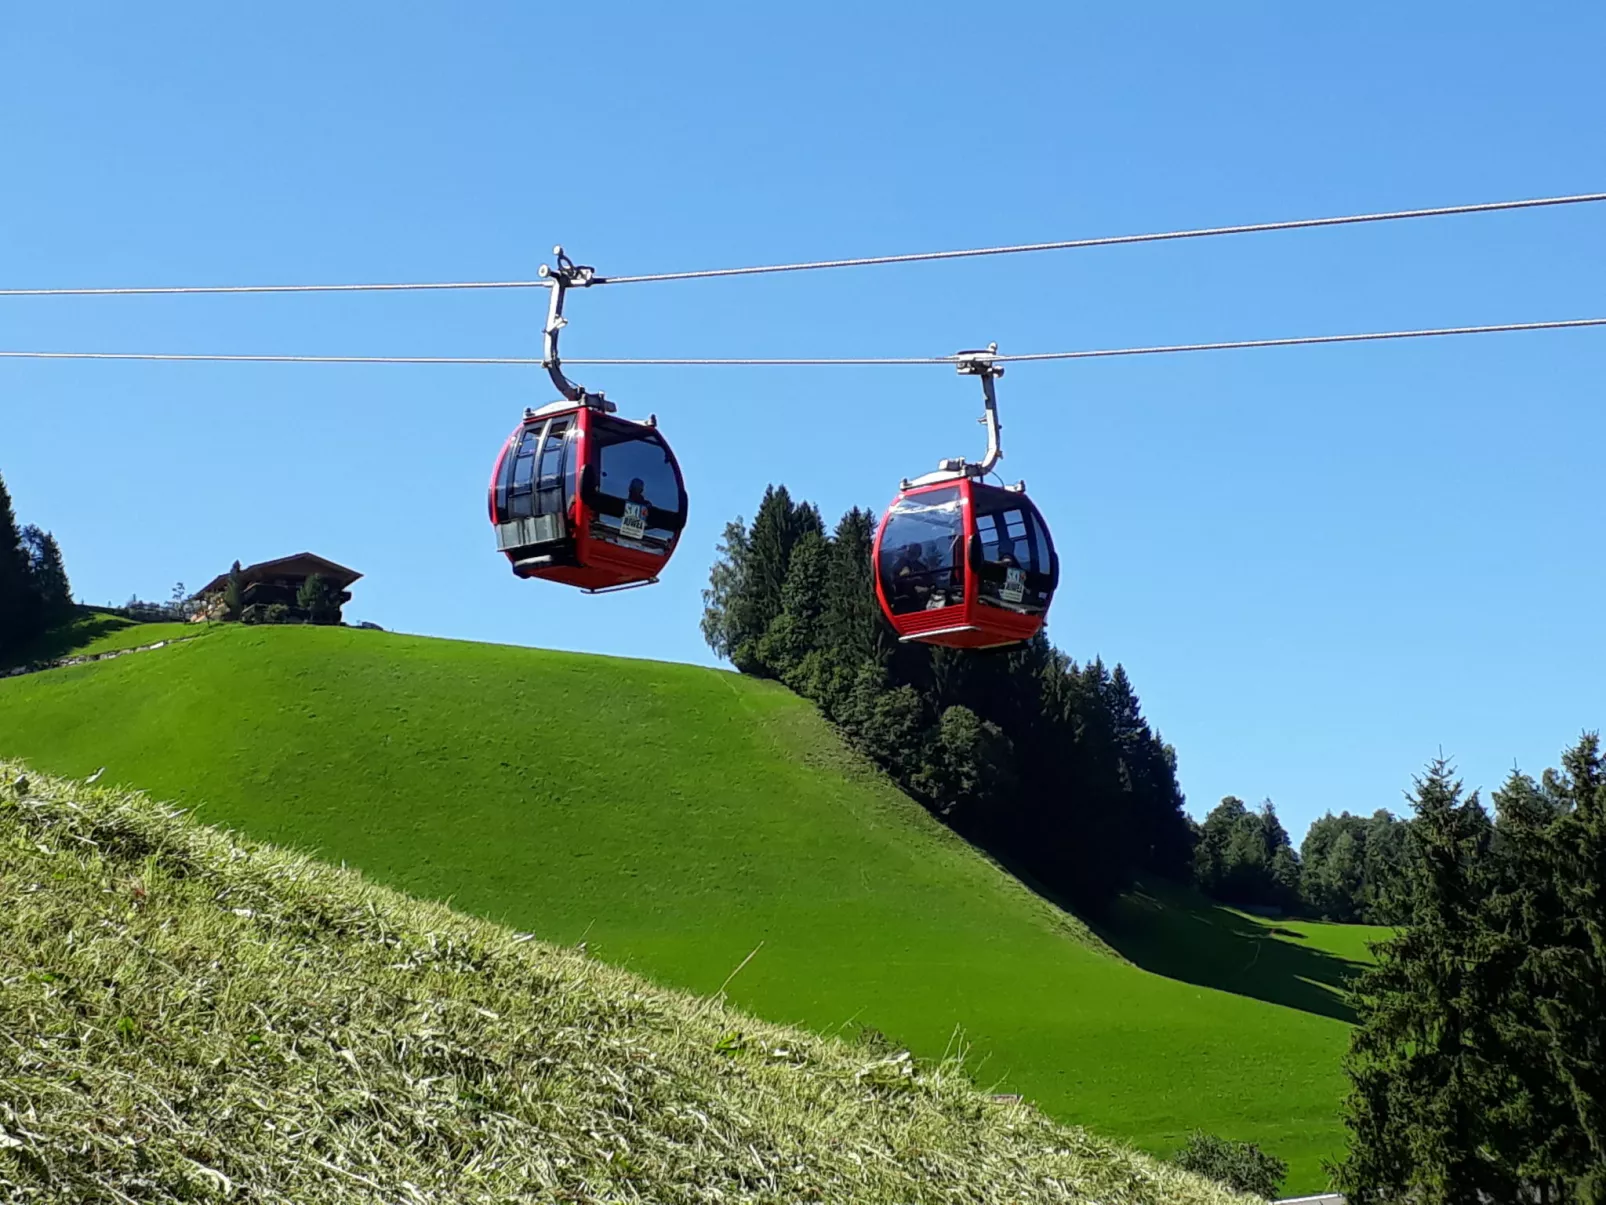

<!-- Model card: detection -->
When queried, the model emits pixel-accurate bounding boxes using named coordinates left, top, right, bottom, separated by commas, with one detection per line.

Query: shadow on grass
left=2, top=608, right=136, bottom=671
left=1092, top=882, right=1371, bottom=1023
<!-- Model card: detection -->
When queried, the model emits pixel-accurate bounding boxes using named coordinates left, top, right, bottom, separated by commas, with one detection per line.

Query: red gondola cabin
left=488, top=399, right=688, bottom=592
left=872, top=474, right=1058, bottom=649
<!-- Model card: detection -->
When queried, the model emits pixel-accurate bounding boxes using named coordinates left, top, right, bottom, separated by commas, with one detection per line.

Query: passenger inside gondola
left=878, top=486, right=964, bottom=615
left=590, top=419, right=684, bottom=549
left=891, top=542, right=928, bottom=608
left=975, top=495, right=1050, bottom=611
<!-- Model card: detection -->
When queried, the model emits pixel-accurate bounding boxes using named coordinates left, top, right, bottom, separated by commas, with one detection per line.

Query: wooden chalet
left=194, top=553, right=362, bottom=619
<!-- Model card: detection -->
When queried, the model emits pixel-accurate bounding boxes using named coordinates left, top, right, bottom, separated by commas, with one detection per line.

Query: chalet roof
left=195, top=553, right=363, bottom=598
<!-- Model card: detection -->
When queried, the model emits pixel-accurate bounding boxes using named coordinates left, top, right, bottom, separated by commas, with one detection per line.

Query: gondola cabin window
left=877, top=487, right=964, bottom=615
left=973, top=490, right=1053, bottom=613
left=589, top=418, right=683, bottom=551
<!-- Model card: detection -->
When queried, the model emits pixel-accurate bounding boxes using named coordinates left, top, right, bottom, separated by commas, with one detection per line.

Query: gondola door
left=495, top=409, right=578, bottom=577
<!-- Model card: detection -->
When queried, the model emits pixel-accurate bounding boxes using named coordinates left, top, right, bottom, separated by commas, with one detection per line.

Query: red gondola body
left=488, top=399, right=688, bottom=592
left=872, top=475, right=1058, bottom=649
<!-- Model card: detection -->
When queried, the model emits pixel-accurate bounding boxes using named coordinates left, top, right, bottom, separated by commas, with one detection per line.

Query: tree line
left=0, top=471, right=73, bottom=657
left=1191, top=796, right=1410, bottom=924
left=701, top=482, right=1424, bottom=920
left=701, top=484, right=1195, bottom=911
left=1336, top=737, right=1606, bottom=1204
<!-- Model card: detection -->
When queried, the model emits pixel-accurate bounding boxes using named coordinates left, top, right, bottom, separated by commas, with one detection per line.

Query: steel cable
left=2, top=192, right=1601, bottom=297
left=3, top=316, right=1601, bottom=367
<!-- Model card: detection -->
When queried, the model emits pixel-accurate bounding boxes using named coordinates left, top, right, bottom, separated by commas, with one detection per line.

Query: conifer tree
left=1054, top=659, right=1139, bottom=907
left=756, top=530, right=829, bottom=683
left=1336, top=758, right=1511, bottom=1205
left=1487, top=767, right=1580, bottom=1198
left=222, top=561, right=245, bottom=621
left=1536, top=734, right=1606, bottom=1197
left=1143, top=734, right=1197, bottom=881
left=0, top=472, right=40, bottom=653
left=20, top=525, right=72, bottom=623
left=822, top=507, right=884, bottom=666
left=1360, top=811, right=1410, bottom=924
left=723, top=486, right=822, bottom=674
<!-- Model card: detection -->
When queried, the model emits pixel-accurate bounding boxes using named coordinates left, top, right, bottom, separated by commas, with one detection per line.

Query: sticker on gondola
left=1001, top=567, right=1026, bottom=603
left=620, top=502, right=648, bottom=542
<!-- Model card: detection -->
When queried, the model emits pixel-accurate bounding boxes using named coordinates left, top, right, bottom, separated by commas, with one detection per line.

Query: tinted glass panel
left=589, top=420, right=684, bottom=551
left=507, top=427, right=542, bottom=519
left=972, top=488, right=1054, bottom=611
left=532, top=418, right=572, bottom=518
left=878, top=487, right=964, bottom=615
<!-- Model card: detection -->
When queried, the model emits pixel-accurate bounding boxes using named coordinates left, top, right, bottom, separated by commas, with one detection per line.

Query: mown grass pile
left=0, top=764, right=1250, bottom=1204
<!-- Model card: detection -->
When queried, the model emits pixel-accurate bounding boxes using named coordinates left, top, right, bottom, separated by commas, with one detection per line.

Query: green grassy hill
left=0, top=606, right=194, bottom=671
left=0, top=765, right=1251, bottom=1204
left=0, top=624, right=1378, bottom=1190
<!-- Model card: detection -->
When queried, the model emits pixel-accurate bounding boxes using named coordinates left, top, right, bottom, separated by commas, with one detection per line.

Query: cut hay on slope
left=0, top=764, right=1251, bottom=1204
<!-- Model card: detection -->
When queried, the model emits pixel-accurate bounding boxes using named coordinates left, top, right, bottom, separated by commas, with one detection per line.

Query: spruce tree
left=20, top=525, right=72, bottom=623
left=1052, top=659, right=1138, bottom=907
left=822, top=507, right=884, bottom=667
left=1537, top=734, right=1606, bottom=1197
left=222, top=561, right=245, bottom=621
left=1106, top=665, right=1194, bottom=879
left=1336, top=758, right=1512, bottom=1205
left=755, top=530, right=829, bottom=683
left=728, top=486, right=822, bottom=673
left=0, top=472, right=40, bottom=653
left=1488, top=768, right=1579, bottom=1198
left=1144, top=734, right=1197, bottom=882
left=1360, top=811, right=1410, bottom=924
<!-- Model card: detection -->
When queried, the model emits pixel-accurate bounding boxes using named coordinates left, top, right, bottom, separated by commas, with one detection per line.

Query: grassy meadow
left=0, top=623, right=1374, bottom=1189
left=0, top=606, right=195, bottom=671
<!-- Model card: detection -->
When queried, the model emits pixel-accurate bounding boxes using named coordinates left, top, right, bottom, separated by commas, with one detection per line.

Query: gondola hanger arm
left=953, top=344, right=1008, bottom=481
left=538, top=247, right=613, bottom=410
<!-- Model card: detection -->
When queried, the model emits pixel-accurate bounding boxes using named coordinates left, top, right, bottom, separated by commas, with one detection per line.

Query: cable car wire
left=592, top=192, right=1606, bottom=286
left=3, top=316, right=1601, bottom=367
left=2, top=192, right=1602, bottom=297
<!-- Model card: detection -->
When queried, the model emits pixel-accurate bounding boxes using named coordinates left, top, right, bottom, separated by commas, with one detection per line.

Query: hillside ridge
left=0, top=623, right=1357, bottom=1189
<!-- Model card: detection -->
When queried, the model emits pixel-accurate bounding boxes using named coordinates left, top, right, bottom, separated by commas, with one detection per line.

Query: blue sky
left=2, top=2, right=1601, bottom=840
